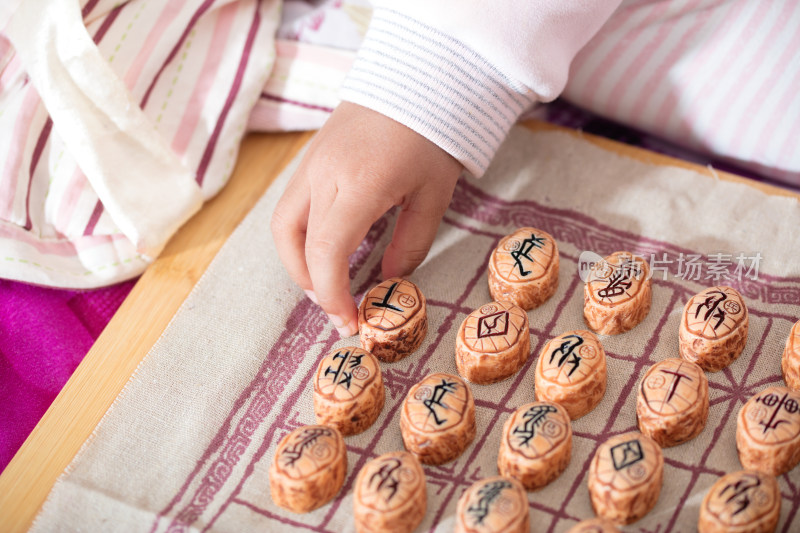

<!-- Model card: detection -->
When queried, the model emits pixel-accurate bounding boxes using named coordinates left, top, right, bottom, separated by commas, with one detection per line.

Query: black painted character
left=324, top=350, right=364, bottom=389
left=597, top=259, right=641, bottom=299
left=510, top=233, right=546, bottom=277
left=424, top=378, right=458, bottom=425
left=659, top=369, right=692, bottom=403
left=755, top=391, right=798, bottom=434
left=466, top=480, right=512, bottom=525
left=513, top=404, right=557, bottom=447
left=610, top=439, right=644, bottom=471
left=282, top=427, right=332, bottom=468
left=549, top=334, right=584, bottom=377
left=719, top=475, right=761, bottom=517
left=372, top=281, right=403, bottom=313
left=369, top=457, right=403, bottom=502
left=695, top=290, right=728, bottom=330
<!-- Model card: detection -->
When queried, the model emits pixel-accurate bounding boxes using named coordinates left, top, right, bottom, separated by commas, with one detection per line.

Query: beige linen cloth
left=32, top=127, right=800, bottom=532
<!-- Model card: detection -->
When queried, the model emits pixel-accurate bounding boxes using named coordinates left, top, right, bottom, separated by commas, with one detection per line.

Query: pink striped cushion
left=564, top=0, right=800, bottom=186
left=0, top=0, right=279, bottom=288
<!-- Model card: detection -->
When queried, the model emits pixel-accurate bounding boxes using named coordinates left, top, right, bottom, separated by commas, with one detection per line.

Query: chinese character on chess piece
left=353, top=451, right=427, bottom=533
left=737, top=386, right=800, bottom=476
left=400, top=373, right=476, bottom=465
left=583, top=252, right=652, bottom=335
left=588, top=432, right=663, bottom=524
left=314, top=347, right=385, bottom=436
left=636, top=358, right=709, bottom=447
left=698, top=470, right=780, bottom=533
left=488, top=227, right=560, bottom=311
left=679, top=286, right=749, bottom=372
left=781, top=319, right=800, bottom=391
left=358, top=277, right=428, bottom=362
left=497, top=401, right=573, bottom=490
left=455, top=301, right=531, bottom=384
left=269, top=425, right=347, bottom=513
left=455, top=476, right=529, bottom=533
left=535, top=330, right=607, bottom=420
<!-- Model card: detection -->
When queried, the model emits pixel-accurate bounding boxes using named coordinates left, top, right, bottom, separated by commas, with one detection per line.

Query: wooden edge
left=2, top=120, right=797, bottom=532
left=0, top=130, right=314, bottom=533
left=522, top=120, right=800, bottom=200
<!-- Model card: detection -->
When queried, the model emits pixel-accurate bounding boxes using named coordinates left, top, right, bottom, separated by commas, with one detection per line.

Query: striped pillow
left=563, top=0, right=800, bottom=186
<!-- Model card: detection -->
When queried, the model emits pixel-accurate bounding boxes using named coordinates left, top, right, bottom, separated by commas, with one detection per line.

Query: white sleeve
left=339, top=1, right=622, bottom=177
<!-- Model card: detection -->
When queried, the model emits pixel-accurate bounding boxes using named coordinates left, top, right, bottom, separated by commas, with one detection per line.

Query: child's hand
left=271, top=102, right=462, bottom=337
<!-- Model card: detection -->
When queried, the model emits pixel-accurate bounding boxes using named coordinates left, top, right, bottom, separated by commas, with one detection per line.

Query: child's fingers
left=381, top=188, right=453, bottom=280
left=271, top=179, right=313, bottom=294
left=305, top=190, right=392, bottom=337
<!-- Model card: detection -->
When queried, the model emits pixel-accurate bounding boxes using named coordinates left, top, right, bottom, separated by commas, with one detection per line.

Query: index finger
left=271, top=180, right=312, bottom=291
left=305, top=189, right=393, bottom=337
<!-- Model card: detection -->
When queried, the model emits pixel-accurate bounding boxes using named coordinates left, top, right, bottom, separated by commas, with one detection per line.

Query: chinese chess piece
left=698, top=470, right=780, bottom=533
left=588, top=432, right=663, bottom=524
left=269, top=425, right=347, bottom=513
left=737, top=385, right=800, bottom=475
left=535, top=330, right=607, bottom=419
left=353, top=451, right=427, bottom=533
left=400, top=373, right=476, bottom=465
left=497, top=401, right=573, bottom=490
left=313, top=346, right=385, bottom=435
left=781, top=319, right=800, bottom=390
left=636, top=358, right=709, bottom=447
left=488, top=227, right=559, bottom=311
left=456, top=301, right=531, bottom=384
left=583, top=252, right=651, bottom=335
left=679, top=286, right=749, bottom=372
left=566, top=518, right=621, bottom=533
left=455, top=476, right=529, bottom=533
left=359, top=277, right=427, bottom=362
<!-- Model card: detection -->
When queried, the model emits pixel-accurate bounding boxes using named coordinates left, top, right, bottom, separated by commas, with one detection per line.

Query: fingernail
left=304, top=289, right=318, bottom=304
left=330, top=315, right=357, bottom=337
left=337, top=325, right=357, bottom=337
left=329, top=314, right=346, bottom=328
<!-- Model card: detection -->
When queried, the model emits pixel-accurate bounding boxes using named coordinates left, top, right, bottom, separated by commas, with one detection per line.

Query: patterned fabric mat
left=30, top=127, right=800, bottom=532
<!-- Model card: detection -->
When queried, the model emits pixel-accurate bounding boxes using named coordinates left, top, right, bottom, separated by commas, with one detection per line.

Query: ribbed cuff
left=339, top=8, right=538, bottom=178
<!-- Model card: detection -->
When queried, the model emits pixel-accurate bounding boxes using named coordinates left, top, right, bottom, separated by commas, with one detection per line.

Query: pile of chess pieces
left=269, top=227, right=799, bottom=533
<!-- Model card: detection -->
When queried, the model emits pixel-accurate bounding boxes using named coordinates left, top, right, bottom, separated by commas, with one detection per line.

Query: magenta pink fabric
left=0, top=278, right=135, bottom=472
